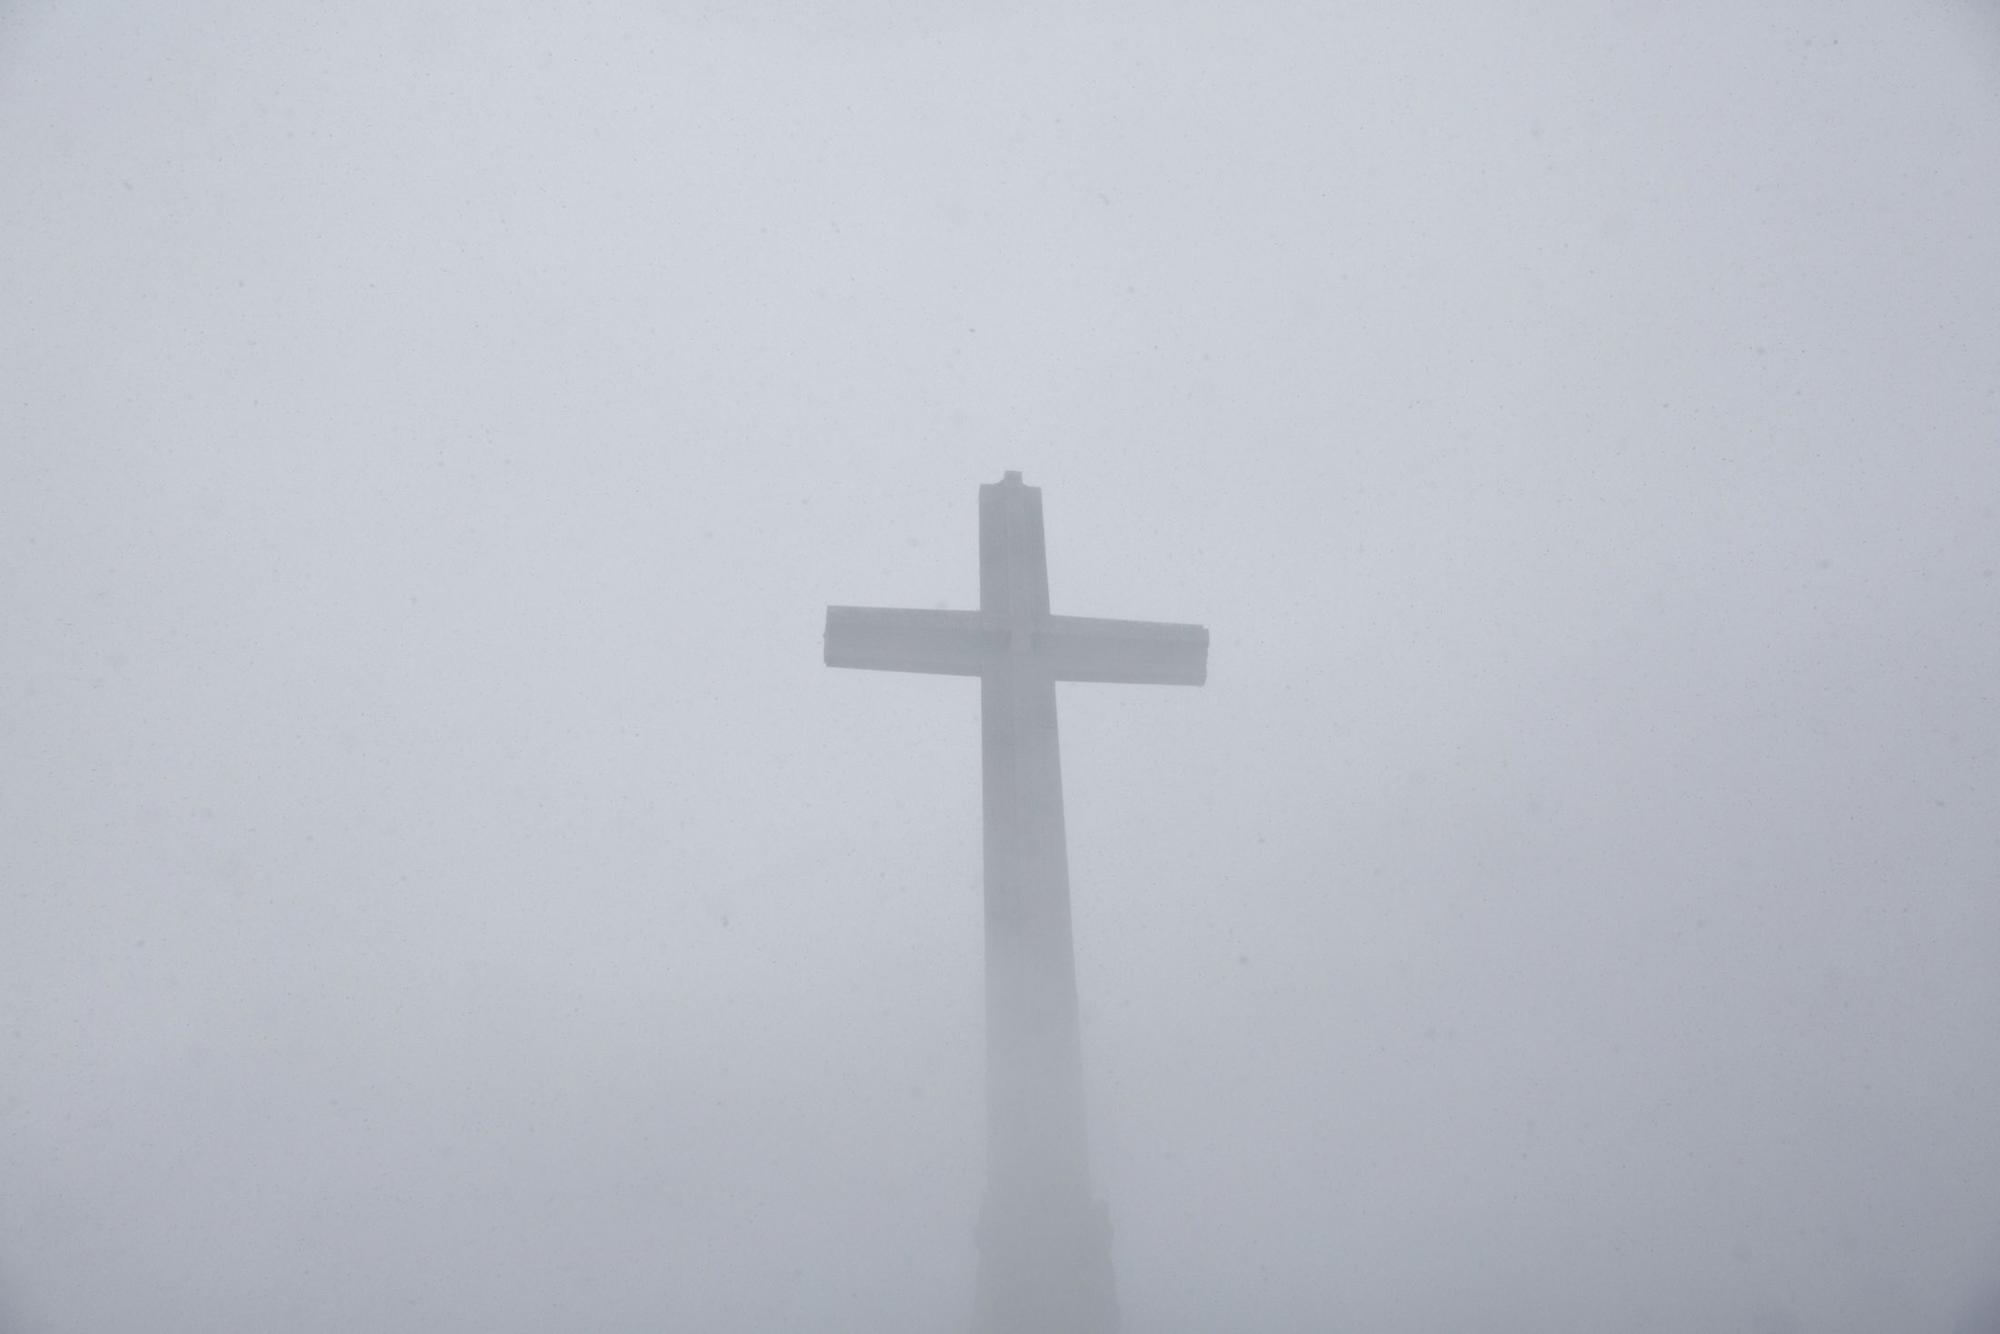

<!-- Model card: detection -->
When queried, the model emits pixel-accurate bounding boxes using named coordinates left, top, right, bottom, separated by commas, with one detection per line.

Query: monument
left=824, top=472, right=1209, bottom=1334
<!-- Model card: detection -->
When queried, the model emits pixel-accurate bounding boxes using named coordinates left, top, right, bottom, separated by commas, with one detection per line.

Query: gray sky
left=3, top=2, right=1997, bottom=1331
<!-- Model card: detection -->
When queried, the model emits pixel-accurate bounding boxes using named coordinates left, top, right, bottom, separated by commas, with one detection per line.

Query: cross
left=824, top=472, right=1208, bottom=1334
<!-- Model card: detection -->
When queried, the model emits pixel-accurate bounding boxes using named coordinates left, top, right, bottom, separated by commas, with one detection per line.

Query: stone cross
left=825, top=472, right=1208, bottom=1334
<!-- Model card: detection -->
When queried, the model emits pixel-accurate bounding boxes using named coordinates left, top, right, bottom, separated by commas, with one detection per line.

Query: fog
left=4, top=3, right=1998, bottom=1331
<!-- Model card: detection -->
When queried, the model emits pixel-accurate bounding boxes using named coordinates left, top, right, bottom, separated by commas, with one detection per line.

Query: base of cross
left=972, top=1187, right=1119, bottom=1334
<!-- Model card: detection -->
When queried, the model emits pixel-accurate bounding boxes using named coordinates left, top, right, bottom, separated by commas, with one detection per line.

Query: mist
left=4, top=3, right=1998, bottom=1331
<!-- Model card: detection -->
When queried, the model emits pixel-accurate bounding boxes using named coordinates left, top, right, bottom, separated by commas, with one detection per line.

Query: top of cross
left=824, top=475, right=1208, bottom=686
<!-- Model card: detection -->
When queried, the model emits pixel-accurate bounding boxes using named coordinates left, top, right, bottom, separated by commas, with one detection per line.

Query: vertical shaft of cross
left=973, top=474, right=1117, bottom=1334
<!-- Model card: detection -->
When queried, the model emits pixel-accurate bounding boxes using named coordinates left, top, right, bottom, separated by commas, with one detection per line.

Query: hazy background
left=4, top=2, right=1997, bottom=1330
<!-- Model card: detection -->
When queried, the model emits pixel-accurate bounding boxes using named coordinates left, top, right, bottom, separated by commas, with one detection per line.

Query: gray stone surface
left=825, top=472, right=1207, bottom=1334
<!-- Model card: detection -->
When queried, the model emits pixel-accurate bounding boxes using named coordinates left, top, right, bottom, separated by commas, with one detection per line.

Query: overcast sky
left=4, top=3, right=1997, bottom=1331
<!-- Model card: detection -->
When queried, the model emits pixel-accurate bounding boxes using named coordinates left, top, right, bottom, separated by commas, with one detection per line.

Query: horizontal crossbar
left=824, top=606, right=1207, bottom=685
